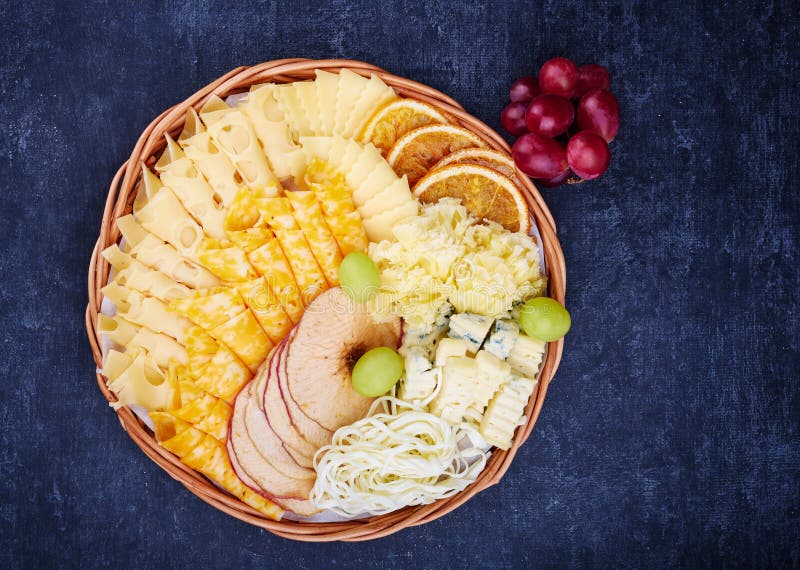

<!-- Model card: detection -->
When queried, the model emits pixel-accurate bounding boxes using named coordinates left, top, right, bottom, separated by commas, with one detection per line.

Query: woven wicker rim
left=85, top=58, right=566, bottom=542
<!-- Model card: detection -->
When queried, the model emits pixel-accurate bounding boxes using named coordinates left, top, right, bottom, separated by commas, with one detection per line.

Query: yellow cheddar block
left=226, top=227, right=274, bottom=254
left=149, top=411, right=191, bottom=443
left=235, top=279, right=293, bottom=344
left=194, top=344, right=252, bottom=404
left=273, top=228, right=328, bottom=305
left=194, top=399, right=233, bottom=442
left=171, top=391, right=219, bottom=424
left=247, top=239, right=304, bottom=324
left=197, top=238, right=258, bottom=282
left=286, top=190, right=342, bottom=286
left=184, top=327, right=218, bottom=380
left=209, top=309, right=272, bottom=372
left=171, top=288, right=245, bottom=331
left=159, top=421, right=206, bottom=457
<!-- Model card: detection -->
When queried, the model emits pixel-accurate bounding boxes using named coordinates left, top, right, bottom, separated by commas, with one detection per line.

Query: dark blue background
left=1, top=0, right=798, bottom=567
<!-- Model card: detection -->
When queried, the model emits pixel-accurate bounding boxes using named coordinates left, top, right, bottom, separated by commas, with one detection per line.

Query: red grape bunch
left=501, top=57, right=620, bottom=187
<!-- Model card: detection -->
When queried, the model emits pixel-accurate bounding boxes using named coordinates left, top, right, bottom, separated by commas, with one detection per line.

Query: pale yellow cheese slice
left=358, top=176, right=416, bottom=220
left=334, top=69, right=368, bottom=135
left=343, top=142, right=383, bottom=191
left=117, top=215, right=220, bottom=289
left=314, top=70, right=339, bottom=134
left=103, top=244, right=190, bottom=302
left=106, top=351, right=179, bottom=411
left=343, top=74, right=397, bottom=139
left=102, top=283, right=193, bottom=343
left=362, top=200, right=419, bottom=242
left=157, top=135, right=226, bottom=239
left=272, top=83, right=310, bottom=137
left=240, top=85, right=305, bottom=185
left=200, top=98, right=280, bottom=192
left=180, top=124, right=244, bottom=207
left=98, top=314, right=188, bottom=368
left=133, top=167, right=204, bottom=262
left=293, top=81, right=320, bottom=135
left=354, top=162, right=403, bottom=206
left=196, top=238, right=258, bottom=282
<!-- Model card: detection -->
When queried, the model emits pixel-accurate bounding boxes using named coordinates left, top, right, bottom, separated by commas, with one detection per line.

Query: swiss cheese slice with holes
left=240, top=85, right=304, bottom=184
left=98, top=314, right=188, bottom=369
left=101, top=283, right=193, bottom=344
left=157, top=135, right=226, bottom=239
left=180, top=127, right=245, bottom=207
left=200, top=97, right=280, bottom=192
left=272, top=83, right=310, bottom=137
left=103, top=244, right=190, bottom=302
left=106, top=352, right=179, bottom=411
left=117, top=215, right=220, bottom=289
left=133, top=168, right=204, bottom=261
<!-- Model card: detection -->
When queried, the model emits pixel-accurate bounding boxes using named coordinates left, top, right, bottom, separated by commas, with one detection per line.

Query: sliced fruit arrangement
left=226, top=287, right=401, bottom=513
left=386, top=123, right=488, bottom=188
left=99, top=68, right=560, bottom=521
left=412, top=164, right=530, bottom=233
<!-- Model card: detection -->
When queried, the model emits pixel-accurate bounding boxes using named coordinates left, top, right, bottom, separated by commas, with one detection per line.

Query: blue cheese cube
left=484, top=319, right=520, bottom=360
left=447, top=313, right=494, bottom=355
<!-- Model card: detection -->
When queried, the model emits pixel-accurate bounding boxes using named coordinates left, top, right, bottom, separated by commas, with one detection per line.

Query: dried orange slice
left=413, top=164, right=530, bottom=233
left=360, top=99, right=452, bottom=156
left=387, top=124, right=487, bottom=188
left=431, top=147, right=518, bottom=180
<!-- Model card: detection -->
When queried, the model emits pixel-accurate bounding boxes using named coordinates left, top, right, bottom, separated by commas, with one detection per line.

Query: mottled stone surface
left=0, top=0, right=798, bottom=567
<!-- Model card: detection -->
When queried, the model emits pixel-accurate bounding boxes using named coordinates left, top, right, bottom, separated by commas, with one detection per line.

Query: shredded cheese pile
left=368, top=199, right=545, bottom=330
left=310, top=397, right=489, bottom=516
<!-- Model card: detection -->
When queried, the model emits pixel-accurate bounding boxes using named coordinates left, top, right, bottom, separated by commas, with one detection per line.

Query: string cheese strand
left=310, top=397, right=489, bottom=517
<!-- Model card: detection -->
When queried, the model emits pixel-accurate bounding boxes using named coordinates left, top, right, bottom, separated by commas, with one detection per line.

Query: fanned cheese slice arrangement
left=98, top=68, right=555, bottom=522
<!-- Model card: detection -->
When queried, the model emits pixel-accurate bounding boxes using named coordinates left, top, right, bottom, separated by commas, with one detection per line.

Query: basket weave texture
left=85, top=58, right=566, bottom=542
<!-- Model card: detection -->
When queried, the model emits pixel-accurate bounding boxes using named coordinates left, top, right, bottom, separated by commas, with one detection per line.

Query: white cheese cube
left=484, top=319, right=519, bottom=360
left=435, top=338, right=469, bottom=367
left=430, top=356, right=478, bottom=424
left=447, top=313, right=494, bottom=354
left=506, top=333, right=546, bottom=377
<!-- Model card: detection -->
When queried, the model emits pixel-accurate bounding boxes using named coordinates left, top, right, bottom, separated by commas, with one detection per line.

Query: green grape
left=351, top=347, right=404, bottom=397
left=338, top=252, right=381, bottom=302
left=518, top=297, right=571, bottom=342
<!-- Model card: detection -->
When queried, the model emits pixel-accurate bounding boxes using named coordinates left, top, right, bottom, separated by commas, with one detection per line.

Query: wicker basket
left=85, top=58, right=566, bottom=542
